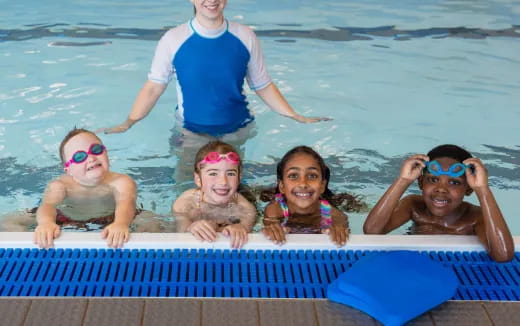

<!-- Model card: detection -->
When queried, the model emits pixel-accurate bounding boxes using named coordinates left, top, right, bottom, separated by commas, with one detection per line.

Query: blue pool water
left=1, top=0, right=519, bottom=234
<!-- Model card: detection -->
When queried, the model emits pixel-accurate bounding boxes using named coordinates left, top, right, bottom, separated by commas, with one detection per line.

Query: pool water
left=1, top=0, right=519, bottom=234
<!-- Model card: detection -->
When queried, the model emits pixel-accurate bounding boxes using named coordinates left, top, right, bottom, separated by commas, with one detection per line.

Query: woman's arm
left=99, top=81, right=167, bottom=134
left=255, top=83, right=331, bottom=123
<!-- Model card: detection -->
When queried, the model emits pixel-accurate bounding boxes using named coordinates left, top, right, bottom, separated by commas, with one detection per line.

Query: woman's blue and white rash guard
left=148, top=18, right=272, bottom=136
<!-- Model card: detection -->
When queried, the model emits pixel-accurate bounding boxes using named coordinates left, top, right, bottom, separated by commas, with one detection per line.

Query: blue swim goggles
left=424, top=160, right=468, bottom=178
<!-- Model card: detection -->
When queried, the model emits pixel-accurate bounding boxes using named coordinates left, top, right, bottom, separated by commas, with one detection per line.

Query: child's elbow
left=363, top=223, right=383, bottom=234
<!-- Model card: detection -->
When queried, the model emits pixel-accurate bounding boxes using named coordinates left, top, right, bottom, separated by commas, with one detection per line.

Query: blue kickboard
left=327, top=250, right=459, bottom=326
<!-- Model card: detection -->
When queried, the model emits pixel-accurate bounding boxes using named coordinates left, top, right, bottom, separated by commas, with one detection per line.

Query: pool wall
left=2, top=232, right=518, bottom=250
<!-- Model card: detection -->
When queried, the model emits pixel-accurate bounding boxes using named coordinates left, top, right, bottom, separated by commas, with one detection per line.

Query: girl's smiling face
left=279, top=153, right=326, bottom=214
left=195, top=159, right=239, bottom=205
left=419, top=156, right=471, bottom=217
left=63, top=132, right=109, bottom=186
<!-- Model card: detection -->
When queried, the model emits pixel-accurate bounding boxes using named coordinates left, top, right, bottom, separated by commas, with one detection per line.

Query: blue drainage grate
left=0, top=248, right=518, bottom=300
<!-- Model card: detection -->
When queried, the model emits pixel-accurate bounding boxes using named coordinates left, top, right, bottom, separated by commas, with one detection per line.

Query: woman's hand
left=290, top=114, right=332, bottom=123
left=96, top=118, right=138, bottom=134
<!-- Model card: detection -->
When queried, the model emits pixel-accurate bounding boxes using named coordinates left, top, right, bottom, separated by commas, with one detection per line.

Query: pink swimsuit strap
left=274, top=193, right=332, bottom=229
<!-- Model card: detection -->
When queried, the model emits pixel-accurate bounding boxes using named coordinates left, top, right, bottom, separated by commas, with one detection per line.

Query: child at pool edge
left=172, top=141, right=256, bottom=249
left=363, top=144, right=514, bottom=262
left=262, top=146, right=349, bottom=246
left=8, top=128, right=159, bottom=249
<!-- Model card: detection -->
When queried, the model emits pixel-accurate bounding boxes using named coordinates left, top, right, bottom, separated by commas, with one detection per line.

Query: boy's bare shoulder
left=105, top=171, right=135, bottom=185
left=46, top=175, right=72, bottom=191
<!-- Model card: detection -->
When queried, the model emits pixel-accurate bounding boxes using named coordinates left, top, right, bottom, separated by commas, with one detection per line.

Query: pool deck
left=1, top=233, right=519, bottom=325
left=0, top=297, right=518, bottom=325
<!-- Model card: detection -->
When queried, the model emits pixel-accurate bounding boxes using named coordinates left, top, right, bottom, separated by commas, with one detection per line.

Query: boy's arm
left=102, top=175, right=137, bottom=248
left=465, top=158, right=514, bottom=262
left=363, top=180, right=416, bottom=234
left=34, top=180, right=67, bottom=248
left=363, top=154, right=428, bottom=234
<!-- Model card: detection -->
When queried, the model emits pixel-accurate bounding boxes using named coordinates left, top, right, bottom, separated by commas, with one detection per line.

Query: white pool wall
left=1, top=232, right=519, bottom=252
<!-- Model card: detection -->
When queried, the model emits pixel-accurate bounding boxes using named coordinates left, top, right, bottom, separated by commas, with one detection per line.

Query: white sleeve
left=147, top=24, right=192, bottom=84
left=230, top=22, right=272, bottom=91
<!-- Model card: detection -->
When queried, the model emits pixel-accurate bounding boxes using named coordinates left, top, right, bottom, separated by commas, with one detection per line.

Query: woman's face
left=191, top=0, right=227, bottom=27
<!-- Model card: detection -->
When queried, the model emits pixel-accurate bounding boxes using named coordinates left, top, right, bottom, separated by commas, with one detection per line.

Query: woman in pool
left=262, top=146, right=349, bottom=246
left=173, top=140, right=256, bottom=249
left=99, top=0, right=330, bottom=192
left=363, top=144, right=514, bottom=262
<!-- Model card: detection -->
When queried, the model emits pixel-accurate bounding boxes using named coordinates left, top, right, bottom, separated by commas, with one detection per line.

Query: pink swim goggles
left=198, top=151, right=240, bottom=166
left=64, top=143, right=105, bottom=168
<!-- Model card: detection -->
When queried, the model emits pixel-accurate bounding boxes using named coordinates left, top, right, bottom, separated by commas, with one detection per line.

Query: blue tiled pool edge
left=1, top=247, right=518, bottom=300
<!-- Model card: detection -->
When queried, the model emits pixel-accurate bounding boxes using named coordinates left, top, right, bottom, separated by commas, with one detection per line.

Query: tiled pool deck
left=1, top=298, right=518, bottom=325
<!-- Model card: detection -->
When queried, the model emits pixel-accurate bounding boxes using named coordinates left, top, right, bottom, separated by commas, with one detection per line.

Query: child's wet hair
left=427, top=144, right=472, bottom=163
left=194, top=140, right=242, bottom=174
left=275, top=145, right=334, bottom=198
left=59, top=127, right=101, bottom=164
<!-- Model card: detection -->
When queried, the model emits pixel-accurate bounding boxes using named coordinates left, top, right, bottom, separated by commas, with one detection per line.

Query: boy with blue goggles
left=363, top=144, right=514, bottom=262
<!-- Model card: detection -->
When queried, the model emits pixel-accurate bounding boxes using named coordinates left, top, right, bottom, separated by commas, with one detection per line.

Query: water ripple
left=1, top=24, right=520, bottom=43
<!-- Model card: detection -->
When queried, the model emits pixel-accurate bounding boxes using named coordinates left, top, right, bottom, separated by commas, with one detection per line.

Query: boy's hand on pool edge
left=33, top=222, right=61, bottom=249
left=101, top=223, right=130, bottom=248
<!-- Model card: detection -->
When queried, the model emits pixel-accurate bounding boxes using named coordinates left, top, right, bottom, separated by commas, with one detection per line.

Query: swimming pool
left=1, top=0, right=519, bottom=234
